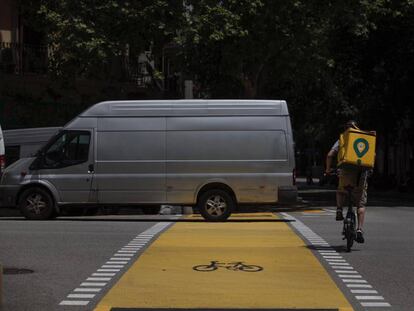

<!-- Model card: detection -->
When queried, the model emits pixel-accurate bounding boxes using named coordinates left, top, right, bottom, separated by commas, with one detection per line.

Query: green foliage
left=14, top=0, right=414, bottom=169
left=20, top=0, right=184, bottom=79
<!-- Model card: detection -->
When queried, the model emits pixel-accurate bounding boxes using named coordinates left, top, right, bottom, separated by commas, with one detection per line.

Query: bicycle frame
left=343, top=186, right=356, bottom=252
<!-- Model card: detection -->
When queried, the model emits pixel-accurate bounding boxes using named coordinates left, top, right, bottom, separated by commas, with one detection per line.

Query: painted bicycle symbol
left=193, top=261, right=263, bottom=272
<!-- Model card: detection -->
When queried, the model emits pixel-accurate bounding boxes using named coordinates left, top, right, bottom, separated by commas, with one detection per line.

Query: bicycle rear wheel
left=345, top=213, right=356, bottom=252
left=346, top=230, right=354, bottom=252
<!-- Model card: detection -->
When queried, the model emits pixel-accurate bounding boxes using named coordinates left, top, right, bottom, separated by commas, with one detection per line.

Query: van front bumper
left=278, top=186, right=298, bottom=205
left=0, top=185, right=20, bottom=207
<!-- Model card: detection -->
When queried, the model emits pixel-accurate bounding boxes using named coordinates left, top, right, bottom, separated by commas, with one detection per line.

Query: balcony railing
left=0, top=42, right=174, bottom=92
left=0, top=42, right=48, bottom=74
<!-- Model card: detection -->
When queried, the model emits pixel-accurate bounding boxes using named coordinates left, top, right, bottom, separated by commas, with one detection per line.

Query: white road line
left=356, top=295, right=384, bottom=300
left=102, top=265, right=124, bottom=268
left=74, top=288, right=102, bottom=293
left=360, top=302, right=391, bottom=307
left=279, top=212, right=392, bottom=309
left=339, top=274, right=362, bottom=278
left=86, top=277, right=112, bottom=281
left=92, top=273, right=116, bottom=277
left=80, top=282, right=107, bottom=287
left=67, top=293, right=96, bottom=299
left=346, top=284, right=373, bottom=288
left=332, top=266, right=353, bottom=269
left=59, top=301, right=89, bottom=306
left=59, top=221, right=173, bottom=307
left=351, top=290, right=378, bottom=294
left=342, top=279, right=368, bottom=283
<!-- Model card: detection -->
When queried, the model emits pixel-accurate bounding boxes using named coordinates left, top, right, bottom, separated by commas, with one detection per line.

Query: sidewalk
left=297, top=178, right=414, bottom=207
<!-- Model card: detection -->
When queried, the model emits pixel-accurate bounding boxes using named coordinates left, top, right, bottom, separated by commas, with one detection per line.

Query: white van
left=0, top=100, right=297, bottom=220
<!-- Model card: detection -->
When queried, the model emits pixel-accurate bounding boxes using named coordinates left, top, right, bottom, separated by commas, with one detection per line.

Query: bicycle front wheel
left=239, top=265, right=263, bottom=272
left=345, top=216, right=356, bottom=252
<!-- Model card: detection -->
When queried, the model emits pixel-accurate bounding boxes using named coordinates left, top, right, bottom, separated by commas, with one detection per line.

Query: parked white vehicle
left=0, top=100, right=297, bottom=221
left=3, top=127, right=61, bottom=166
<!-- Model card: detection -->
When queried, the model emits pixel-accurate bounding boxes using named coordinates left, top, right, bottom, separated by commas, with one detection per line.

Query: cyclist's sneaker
left=356, top=230, right=365, bottom=243
left=336, top=209, right=344, bottom=221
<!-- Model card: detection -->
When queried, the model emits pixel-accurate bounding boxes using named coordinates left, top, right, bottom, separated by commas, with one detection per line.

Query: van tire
left=198, top=189, right=234, bottom=221
left=18, top=187, right=55, bottom=220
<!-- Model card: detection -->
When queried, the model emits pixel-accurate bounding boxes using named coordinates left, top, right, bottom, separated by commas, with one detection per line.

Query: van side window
left=42, top=131, right=90, bottom=168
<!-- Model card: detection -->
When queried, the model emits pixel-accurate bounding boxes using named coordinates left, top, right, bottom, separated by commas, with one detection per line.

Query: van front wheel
left=198, top=189, right=234, bottom=221
left=19, top=187, right=55, bottom=220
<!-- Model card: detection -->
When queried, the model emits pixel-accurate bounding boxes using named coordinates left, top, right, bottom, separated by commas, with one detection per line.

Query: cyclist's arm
left=325, top=149, right=337, bottom=174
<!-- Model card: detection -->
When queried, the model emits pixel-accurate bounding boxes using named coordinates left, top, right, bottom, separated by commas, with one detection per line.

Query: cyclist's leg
left=336, top=191, right=345, bottom=220
left=356, top=173, right=368, bottom=230
left=355, top=173, right=368, bottom=243
left=336, top=170, right=347, bottom=221
left=337, top=169, right=357, bottom=221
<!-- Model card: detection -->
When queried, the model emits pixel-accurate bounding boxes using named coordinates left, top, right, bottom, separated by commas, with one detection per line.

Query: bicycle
left=325, top=170, right=357, bottom=252
left=193, top=261, right=263, bottom=272
left=342, top=184, right=357, bottom=252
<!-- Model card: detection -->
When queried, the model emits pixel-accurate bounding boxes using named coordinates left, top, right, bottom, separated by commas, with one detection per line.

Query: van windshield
left=33, top=130, right=62, bottom=157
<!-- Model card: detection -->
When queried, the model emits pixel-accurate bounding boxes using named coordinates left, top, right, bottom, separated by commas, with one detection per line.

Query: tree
left=20, top=0, right=185, bottom=80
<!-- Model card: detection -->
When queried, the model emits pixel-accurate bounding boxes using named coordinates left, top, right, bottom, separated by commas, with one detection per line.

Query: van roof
left=80, top=100, right=289, bottom=117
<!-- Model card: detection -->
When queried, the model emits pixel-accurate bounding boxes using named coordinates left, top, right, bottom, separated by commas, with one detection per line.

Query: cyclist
left=325, top=120, right=369, bottom=243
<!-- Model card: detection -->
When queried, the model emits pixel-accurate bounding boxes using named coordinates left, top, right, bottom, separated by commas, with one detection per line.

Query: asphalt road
left=289, top=205, right=414, bottom=310
left=0, top=205, right=412, bottom=311
left=0, top=215, right=179, bottom=311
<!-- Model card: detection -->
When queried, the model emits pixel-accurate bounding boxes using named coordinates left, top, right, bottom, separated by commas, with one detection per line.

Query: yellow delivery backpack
left=337, top=128, right=376, bottom=169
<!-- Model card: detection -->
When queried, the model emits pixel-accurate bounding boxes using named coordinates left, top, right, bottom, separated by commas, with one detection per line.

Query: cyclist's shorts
left=338, top=169, right=368, bottom=209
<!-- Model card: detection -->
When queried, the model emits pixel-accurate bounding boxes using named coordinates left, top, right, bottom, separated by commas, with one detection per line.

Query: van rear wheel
left=19, top=187, right=55, bottom=220
left=198, top=189, right=234, bottom=221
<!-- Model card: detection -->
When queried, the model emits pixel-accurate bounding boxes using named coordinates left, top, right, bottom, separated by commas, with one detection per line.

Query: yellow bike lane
left=94, top=213, right=353, bottom=310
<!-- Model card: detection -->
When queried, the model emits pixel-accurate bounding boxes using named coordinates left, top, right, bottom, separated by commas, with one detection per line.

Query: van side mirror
left=29, top=151, right=46, bottom=170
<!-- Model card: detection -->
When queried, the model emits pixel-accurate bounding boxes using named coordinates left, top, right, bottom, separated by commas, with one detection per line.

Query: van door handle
left=88, top=164, right=94, bottom=174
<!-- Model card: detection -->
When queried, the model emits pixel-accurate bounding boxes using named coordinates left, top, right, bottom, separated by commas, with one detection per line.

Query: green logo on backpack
left=353, top=138, right=369, bottom=158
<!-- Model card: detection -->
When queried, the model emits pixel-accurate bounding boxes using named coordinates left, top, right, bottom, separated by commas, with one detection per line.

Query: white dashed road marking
left=59, top=222, right=172, bottom=307
left=280, top=212, right=392, bottom=309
